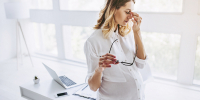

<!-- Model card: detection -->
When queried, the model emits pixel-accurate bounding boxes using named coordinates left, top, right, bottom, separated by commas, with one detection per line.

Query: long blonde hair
left=94, top=0, right=135, bottom=39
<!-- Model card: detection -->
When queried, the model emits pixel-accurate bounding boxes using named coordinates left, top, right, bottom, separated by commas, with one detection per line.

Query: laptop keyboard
left=59, top=76, right=77, bottom=86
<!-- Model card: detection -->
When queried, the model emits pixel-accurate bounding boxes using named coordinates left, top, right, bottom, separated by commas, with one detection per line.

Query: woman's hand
left=130, top=12, right=142, bottom=33
left=96, top=53, right=119, bottom=73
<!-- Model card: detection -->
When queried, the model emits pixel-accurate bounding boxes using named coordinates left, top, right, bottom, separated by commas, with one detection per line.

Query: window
left=59, top=0, right=183, bottom=12
left=33, top=23, right=58, bottom=56
left=31, top=0, right=53, bottom=10
left=134, top=0, right=183, bottom=12
left=193, top=36, right=200, bottom=85
left=141, top=32, right=181, bottom=80
left=59, top=0, right=104, bottom=11
left=63, top=26, right=94, bottom=62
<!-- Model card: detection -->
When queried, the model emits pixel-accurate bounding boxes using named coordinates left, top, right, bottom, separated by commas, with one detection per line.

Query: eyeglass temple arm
left=109, top=39, right=118, bottom=53
left=123, top=45, right=138, bottom=66
left=121, top=62, right=133, bottom=66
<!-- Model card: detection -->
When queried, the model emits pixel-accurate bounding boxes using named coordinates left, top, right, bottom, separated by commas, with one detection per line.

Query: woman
left=84, top=0, right=148, bottom=100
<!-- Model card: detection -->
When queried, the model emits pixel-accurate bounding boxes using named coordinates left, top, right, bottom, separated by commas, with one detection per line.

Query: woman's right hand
left=95, top=53, right=119, bottom=73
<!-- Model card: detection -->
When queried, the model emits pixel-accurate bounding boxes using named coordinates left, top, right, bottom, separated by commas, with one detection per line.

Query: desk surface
left=19, top=60, right=151, bottom=100
left=20, top=79, right=91, bottom=100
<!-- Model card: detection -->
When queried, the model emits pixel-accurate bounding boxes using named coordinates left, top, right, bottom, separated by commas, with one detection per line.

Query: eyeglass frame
left=108, top=39, right=138, bottom=66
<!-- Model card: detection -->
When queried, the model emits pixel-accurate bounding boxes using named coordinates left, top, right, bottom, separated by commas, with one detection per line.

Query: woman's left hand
left=130, top=12, right=142, bottom=33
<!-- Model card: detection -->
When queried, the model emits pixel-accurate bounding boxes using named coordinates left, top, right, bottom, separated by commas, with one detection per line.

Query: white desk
left=19, top=61, right=152, bottom=100
left=20, top=79, right=91, bottom=100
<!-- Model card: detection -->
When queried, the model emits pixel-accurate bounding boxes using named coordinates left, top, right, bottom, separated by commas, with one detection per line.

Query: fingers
left=99, top=61, right=111, bottom=67
left=131, top=12, right=139, bottom=17
left=99, top=55, right=116, bottom=61
left=102, top=53, right=116, bottom=58
left=100, top=53, right=116, bottom=62
left=131, top=18, right=137, bottom=25
left=103, top=59, right=116, bottom=64
left=99, top=53, right=118, bottom=68
left=130, top=12, right=142, bottom=23
left=99, top=60, right=112, bottom=67
left=99, top=55, right=116, bottom=65
left=132, top=16, right=142, bottom=23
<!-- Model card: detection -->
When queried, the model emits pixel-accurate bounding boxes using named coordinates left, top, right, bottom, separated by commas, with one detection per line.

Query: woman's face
left=114, top=1, right=134, bottom=26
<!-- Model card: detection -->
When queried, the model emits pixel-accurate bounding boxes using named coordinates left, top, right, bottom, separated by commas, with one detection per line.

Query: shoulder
left=84, top=29, right=106, bottom=54
left=85, top=28, right=106, bottom=45
left=88, top=29, right=103, bottom=40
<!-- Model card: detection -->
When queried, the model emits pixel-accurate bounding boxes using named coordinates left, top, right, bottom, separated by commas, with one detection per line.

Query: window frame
left=30, top=0, right=200, bottom=86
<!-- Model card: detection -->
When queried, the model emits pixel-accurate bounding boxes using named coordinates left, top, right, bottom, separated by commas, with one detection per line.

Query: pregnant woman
left=84, top=0, right=148, bottom=100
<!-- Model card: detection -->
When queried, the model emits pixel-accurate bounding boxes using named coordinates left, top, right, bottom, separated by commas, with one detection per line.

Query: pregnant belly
left=99, top=75, right=138, bottom=100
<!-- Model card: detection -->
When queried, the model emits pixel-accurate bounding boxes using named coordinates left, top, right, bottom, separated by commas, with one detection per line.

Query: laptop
left=42, top=63, right=84, bottom=89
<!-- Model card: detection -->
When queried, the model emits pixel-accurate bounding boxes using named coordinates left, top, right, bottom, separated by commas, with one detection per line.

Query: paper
left=73, top=84, right=97, bottom=100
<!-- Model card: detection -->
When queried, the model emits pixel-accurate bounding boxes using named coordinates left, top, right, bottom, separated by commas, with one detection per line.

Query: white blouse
left=84, top=27, right=148, bottom=100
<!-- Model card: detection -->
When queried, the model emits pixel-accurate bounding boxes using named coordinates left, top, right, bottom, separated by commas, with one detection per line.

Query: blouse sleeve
left=84, top=40, right=103, bottom=83
left=135, top=55, right=149, bottom=69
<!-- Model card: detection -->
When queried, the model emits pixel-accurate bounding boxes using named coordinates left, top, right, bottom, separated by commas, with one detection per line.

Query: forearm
left=88, top=67, right=102, bottom=91
left=134, top=31, right=146, bottom=60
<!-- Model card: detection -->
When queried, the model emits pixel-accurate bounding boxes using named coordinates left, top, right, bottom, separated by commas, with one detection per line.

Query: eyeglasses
left=109, top=39, right=138, bottom=66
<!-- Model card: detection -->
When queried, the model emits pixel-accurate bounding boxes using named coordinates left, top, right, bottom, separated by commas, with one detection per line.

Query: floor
left=0, top=56, right=200, bottom=100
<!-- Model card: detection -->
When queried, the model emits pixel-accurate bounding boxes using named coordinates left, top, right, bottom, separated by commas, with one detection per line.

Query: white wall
left=0, top=0, right=34, bottom=63
left=0, top=0, right=16, bottom=63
